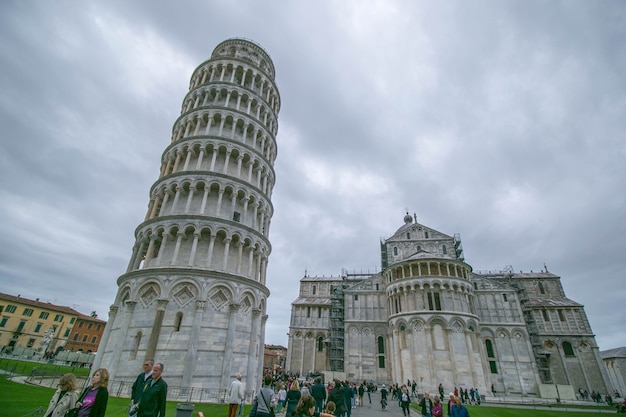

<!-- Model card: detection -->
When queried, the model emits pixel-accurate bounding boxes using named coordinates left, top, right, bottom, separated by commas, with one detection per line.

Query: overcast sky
left=1, top=1, right=624, bottom=351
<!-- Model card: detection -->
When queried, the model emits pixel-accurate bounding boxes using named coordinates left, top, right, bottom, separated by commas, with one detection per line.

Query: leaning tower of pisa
left=93, top=38, right=280, bottom=391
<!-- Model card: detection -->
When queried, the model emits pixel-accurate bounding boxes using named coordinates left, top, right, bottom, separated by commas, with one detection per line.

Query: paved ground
left=310, top=391, right=617, bottom=416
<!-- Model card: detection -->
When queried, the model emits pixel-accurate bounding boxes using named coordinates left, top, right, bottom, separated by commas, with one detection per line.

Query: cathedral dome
left=392, top=212, right=414, bottom=236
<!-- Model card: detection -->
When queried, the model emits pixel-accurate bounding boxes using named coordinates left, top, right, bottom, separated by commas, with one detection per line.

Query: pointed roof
left=600, top=346, right=626, bottom=359
left=387, top=212, right=453, bottom=242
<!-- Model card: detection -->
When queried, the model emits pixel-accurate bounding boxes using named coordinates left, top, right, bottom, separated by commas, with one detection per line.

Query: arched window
left=377, top=336, right=386, bottom=368
left=563, top=341, right=575, bottom=357
left=442, top=245, right=447, bottom=254
left=131, top=331, right=142, bottom=360
left=393, top=247, right=398, bottom=256
left=317, top=337, right=324, bottom=352
left=485, top=339, right=495, bottom=358
left=312, top=285, right=316, bottom=295
left=175, top=312, right=183, bottom=331
left=399, top=325, right=407, bottom=349
left=406, top=233, right=410, bottom=239
left=485, top=339, right=498, bottom=374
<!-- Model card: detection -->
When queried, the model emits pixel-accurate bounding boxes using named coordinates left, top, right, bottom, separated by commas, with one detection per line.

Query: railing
left=25, top=373, right=257, bottom=404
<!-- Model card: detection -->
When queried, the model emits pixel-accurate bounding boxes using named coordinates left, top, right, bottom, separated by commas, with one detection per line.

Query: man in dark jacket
left=137, top=363, right=167, bottom=417
left=343, top=381, right=354, bottom=417
left=328, top=380, right=347, bottom=417
left=311, top=377, right=327, bottom=413
left=131, top=359, right=153, bottom=414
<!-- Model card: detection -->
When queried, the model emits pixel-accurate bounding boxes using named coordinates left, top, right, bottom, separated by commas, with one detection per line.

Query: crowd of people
left=238, top=372, right=476, bottom=417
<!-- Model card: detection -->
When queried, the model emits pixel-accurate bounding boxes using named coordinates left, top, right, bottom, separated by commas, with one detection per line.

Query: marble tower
left=94, top=38, right=280, bottom=390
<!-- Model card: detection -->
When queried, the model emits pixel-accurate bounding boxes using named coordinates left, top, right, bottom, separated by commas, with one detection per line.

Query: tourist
left=321, top=400, right=336, bottom=417
left=130, top=360, right=153, bottom=416
left=380, top=384, right=388, bottom=410
left=419, top=391, right=433, bottom=417
left=343, top=381, right=354, bottom=417
left=136, top=363, right=167, bottom=417
left=447, top=393, right=455, bottom=417
left=328, top=380, right=347, bottom=417
left=44, top=373, right=79, bottom=417
left=450, top=396, right=469, bottom=417
left=432, top=395, right=443, bottom=417
left=254, top=374, right=276, bottom=417
left=311, top=377, right=327, bottom=413
left=276, top=383, right=287, bottom=414
left=400, top=385, right=411, bottom=417
left=72, top=368, right=109, bottom=417
left=293, top=394, right=315, bottom=417
left=285, top=379, right=301, bottom=416
left=227, top=374, right=245, bottom=417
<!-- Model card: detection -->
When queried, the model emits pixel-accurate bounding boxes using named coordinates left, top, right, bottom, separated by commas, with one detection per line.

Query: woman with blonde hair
left=285, top=379, right=301, bottom=416
left=70, top=368, right=109, bottom=417
left=44, top=373, right=79, bottom=417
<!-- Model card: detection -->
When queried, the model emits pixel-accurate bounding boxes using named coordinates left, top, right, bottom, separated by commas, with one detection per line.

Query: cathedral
left=286, top=213, right=612, bottom=399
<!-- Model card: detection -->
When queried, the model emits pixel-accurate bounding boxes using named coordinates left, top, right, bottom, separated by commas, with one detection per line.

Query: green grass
left=0, top=375, right=252, bottom=417
left=0, top=358, right=91, bottom=378
left=405, top=401, right=612, bottom=417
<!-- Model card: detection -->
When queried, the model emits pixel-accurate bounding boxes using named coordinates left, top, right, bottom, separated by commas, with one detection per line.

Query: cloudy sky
left=1, top=1, right=624, bottom=351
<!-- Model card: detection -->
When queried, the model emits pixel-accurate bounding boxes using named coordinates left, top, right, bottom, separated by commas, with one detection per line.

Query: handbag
left=249, top=399, right=258, bottom=417
left=64, top=409, right=78, bottom=417
left=65, top=386, right=89, bottom=417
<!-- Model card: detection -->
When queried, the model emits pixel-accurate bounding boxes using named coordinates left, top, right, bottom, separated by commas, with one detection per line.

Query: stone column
left=221, top=303, right=241, bottom=387
left=155, top=233, right=169, bottom=266
left=184, top=185, right=196, bottom=213
left=182, top=300, right=205, bottom=386
left=246, top=308, right=262, bottom=391
left=144, top=236, right=157, bottom=267
left=110, top=301, right=137, bottom=376
left=200, top=186, right=210, bottom=215
left=222, top=238, right=232, bottom=272
left=158, top=191, right=171, bottom=216
left=91, top=305, right=119, bottom=374
left=195, top=148, right=205, bottom=169
left=206, top=235, right=216, bottom=268
left=145, top=299, right=169, bottom=361
left=188, top=232, right=200, bottom=266
left=170, top=232, right=184, bottom=265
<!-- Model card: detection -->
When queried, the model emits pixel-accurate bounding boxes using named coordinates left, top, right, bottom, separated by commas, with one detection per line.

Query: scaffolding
left=328, top=284, right=345, bottom=372
left=510, top=277, right=552, bottom=383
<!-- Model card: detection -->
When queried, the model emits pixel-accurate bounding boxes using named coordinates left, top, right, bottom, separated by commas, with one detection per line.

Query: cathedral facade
left=287, top=214, right=612, bottom=398
left=93, top=38, right=280, bottom=390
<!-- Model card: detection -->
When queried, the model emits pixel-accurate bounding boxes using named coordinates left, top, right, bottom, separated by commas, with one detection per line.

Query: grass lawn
left=0, top=357, right=91, bottom=378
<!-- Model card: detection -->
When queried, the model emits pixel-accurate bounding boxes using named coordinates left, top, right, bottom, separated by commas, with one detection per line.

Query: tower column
left=221, top=303, right=241, bottom=387
left=145, top=300, right=169, bottom=361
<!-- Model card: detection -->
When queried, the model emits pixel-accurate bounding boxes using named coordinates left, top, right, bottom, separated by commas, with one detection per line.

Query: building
left=601, top=347, right=626, bottom=397
left=93, top=38, right=280, bottom=391
left=0, top=292, right=102, bottom=355
left=65, top=313, right=107, bottom=353
left=264, top=344, right=287, bottom=373
left=287, top=213, right=613, bottom=399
